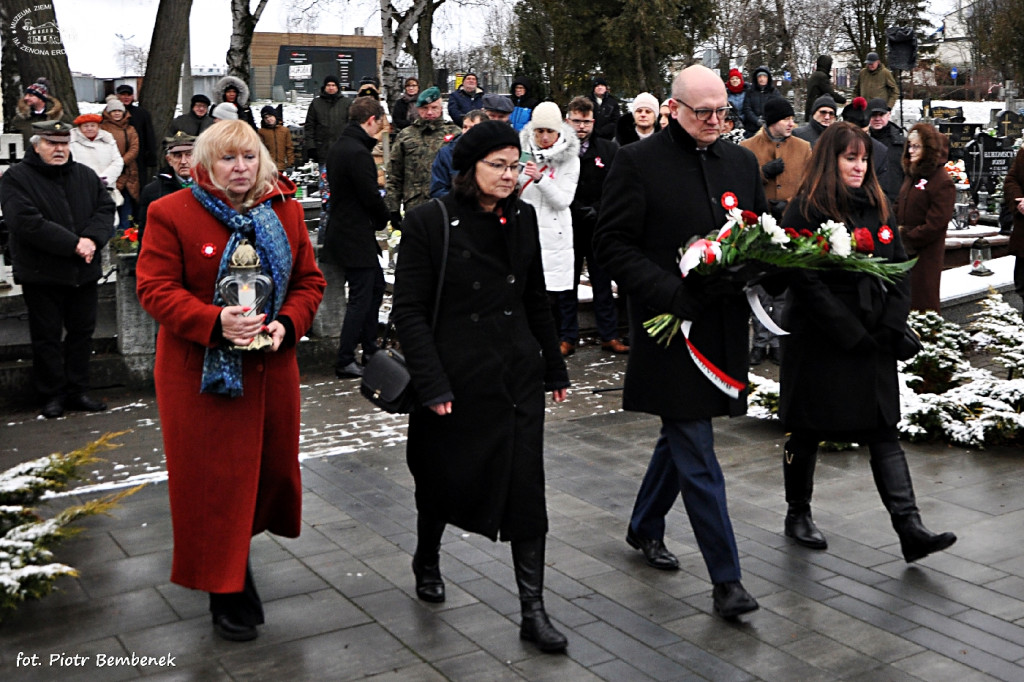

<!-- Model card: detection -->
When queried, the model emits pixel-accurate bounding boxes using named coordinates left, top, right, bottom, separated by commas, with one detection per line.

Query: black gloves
left=307, top=148, right=318, bottom=163
left=762, top=158, right=785, bottom=179
left=389, top=211, right=403, bottom=230
left=768, top=199, right=788, bottom=221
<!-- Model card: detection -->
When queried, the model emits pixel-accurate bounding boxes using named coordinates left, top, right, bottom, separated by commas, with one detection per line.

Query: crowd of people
left=4, top=52, right=992, bottom=649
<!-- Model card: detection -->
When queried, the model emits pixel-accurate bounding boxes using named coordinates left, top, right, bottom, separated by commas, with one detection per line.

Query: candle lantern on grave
left=969, top=237, right=994, bottom=277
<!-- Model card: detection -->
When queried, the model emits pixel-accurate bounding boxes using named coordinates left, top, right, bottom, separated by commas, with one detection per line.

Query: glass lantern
left=969, top=237, right=993, bottom=276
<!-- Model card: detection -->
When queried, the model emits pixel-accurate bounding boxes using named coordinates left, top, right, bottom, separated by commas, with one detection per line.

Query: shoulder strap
left=430, top=198, right=450, bottom=332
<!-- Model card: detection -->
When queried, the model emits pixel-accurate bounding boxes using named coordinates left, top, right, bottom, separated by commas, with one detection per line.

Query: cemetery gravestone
left=938, top=123, right=981, bottom=162
left=964, top=133, right=1018, bottom=201
left=931, top=106, right=965, bottom=121
left=994, top=110, right=1024, bottom=140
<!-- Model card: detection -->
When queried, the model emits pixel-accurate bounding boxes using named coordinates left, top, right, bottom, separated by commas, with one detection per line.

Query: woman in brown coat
left=895, top=122, right=955, bottom=311
left=1002, top=145, right=1024, bottom=306
left=101, top=98, right=141, bottom=228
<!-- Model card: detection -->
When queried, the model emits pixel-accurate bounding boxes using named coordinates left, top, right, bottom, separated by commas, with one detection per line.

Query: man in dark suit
left=323, top=97, right=390, bottom=378
left=594, top=65, right=766, bottom=620
left=561, top=96, right=627, bottom=356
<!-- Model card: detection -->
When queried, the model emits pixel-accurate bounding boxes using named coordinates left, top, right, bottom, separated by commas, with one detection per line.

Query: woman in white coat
left=519, top=101, right=580, bottom=355
left=70, top=113, right=124, bottom=196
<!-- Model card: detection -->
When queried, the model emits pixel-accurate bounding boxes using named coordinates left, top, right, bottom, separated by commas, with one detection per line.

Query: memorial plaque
left=938, top=123, right=981, bottom=162
left=963, top=133, right=1019, bottom=201
left=931, top=105, right=964, bottom=121
left=994, top=110, right=1024, bottom=139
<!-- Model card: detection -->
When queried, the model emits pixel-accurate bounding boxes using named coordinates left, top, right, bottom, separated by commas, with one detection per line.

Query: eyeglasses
left=816, top=111, right=836, bottom=119
left=907, top=143, right=922, bottom=151
left=674, top=99, right=730, bottom=122
left=478, top=159, right=520, bottom=174
left=567, top=118, right=594, bottom=127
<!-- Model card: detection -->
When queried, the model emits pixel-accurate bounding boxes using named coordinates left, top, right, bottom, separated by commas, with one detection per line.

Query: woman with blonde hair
left=136, top=120, right=325, bottom=642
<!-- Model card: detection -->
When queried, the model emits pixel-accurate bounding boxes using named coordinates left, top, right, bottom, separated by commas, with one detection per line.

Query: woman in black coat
left=391, top=121, right=570, bottom=653
left=778, top=122, right=956, bottom=563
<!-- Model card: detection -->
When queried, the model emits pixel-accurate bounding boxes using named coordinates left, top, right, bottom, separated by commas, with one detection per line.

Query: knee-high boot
left=412, top=514, right=446, bottom=602
left=783, top=441, right=827, bottom=549
left=209, top=560, right=263, bottom=641
left=869, top=443, right=957, bottom=563
left=511, top=536, right=567, bottom=653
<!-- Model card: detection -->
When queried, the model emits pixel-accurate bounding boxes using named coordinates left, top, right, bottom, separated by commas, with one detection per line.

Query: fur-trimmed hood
left=213, top=75, right=250, bottom=106
left=15, top=94, right=65, bottom=121
left=519, top=120, right=580, bottom=166
left=903, top=122, right=947, bottom=179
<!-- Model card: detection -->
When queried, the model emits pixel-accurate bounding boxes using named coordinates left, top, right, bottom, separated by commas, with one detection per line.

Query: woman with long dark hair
left=777, top=122, right=957, bottom=562
left=392, top=121, right=570, bottom=652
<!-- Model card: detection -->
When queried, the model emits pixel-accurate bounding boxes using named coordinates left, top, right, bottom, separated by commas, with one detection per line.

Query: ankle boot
left=412, top=515, right=446, bottom=602
left=869, top=444, right=957, bottom=563
left=511, top=536, right=567, bottom=653
left=783, top=445, right=827, bottom=549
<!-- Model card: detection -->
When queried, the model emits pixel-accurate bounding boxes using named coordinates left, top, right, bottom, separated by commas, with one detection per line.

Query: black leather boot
left=411, top=515, right=446, bottom=602
left=511, top=536, right=567, bottom=653
left=783, top=444, right=827, bottom=549
left=869, top=443, right=957, bottom=563
left=210, top=561, right=264, bottom=641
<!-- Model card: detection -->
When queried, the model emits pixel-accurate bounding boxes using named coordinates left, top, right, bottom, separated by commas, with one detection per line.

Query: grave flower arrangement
left=108, top=226, right=140, bottom=254
left=944, top=159, right=970, bottom=186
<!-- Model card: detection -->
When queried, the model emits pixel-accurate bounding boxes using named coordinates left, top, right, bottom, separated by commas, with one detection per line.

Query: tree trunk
left=1, top=2, right=23, bottom=137
left=226, top=0, right=270, bottom=90
left=415, top=1, right=439, bottom=89
left=180, top=29, right=194, bottom=107
left=140, top=0, right=193, bottom=142
left=4, top=0, right=78, bottom=122
left=380, top=0, right=430, bottom=103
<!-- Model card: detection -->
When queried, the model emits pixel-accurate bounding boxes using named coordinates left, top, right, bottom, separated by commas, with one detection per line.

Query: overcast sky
left=50, top=0, right=956, bottom=78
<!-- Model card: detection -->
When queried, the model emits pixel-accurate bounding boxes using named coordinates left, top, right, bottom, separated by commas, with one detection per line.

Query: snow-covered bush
left=968, top=292, right=1024, bottom=378
left=0, top=432, right=142, bottom=621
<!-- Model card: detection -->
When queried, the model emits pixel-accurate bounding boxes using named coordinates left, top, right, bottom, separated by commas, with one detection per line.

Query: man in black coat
left=594, top=65, right=766, bottom=620
left=803, top=55, right=846, bottom=122
left=563, top=96, right=627, bottom=354
left=324, top=97, right=390, bottom=378
left=588, top=77, right=621, bottom=140
left=137, top=132, right=195, bottom=243
left=168, top=95, right=214, bottom=138
left=116, top=84, right=158, bottom=183
left=793, top=95, right=837, bottom=147
left=868, top=98, right=906, bottom=204
left=0, top=121, right=115, bottom=418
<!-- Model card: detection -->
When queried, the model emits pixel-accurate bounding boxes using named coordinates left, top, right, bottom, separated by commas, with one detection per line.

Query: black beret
left=451, top=121, right=521, bottom=172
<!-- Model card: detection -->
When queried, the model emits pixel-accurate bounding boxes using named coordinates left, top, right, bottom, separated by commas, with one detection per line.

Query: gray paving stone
left=900, top=626, right=1024, bottom=682
left=352, top=588, right=479, bottom=662
left=658, top=639, right=754, bottom=681
left=432, top=650, right=525, bottom=681
left=574, top=620, right=686, bottom=681
left=779, top=631, right=888, bottom=677
left=1, top=637, right=137, bottom=682
left=898, top=604, right=1024, bottom=661
left=572, top=594, right=680, bottom=649
left=890, top=650, right=1002, bottom=682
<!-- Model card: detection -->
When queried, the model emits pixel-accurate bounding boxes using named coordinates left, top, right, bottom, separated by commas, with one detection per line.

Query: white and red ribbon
left=745, top=287, right=789, bottom=337
left=681, top=321, right=747, bottom=399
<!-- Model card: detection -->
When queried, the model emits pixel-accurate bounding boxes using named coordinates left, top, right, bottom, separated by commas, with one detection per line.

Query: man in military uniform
left=386, top=87, right=460, bottom=228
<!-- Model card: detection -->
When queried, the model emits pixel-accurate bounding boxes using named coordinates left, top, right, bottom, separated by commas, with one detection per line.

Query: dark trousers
left=21, top=281, right=99, bottom=400
left=1015, top=256, right=1024, bottom=309
left=630, top=417, right=742, bottom=584
left=560, top=220, right=619, bottom=342
left=336, top=265, right=384, bottom=367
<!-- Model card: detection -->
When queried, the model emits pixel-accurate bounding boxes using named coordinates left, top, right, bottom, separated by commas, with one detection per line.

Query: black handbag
left=360, top=200, right=450, bottom=413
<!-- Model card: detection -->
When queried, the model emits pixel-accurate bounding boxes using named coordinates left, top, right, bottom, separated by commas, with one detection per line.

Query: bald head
left=669, top=65, right=728, bottom=146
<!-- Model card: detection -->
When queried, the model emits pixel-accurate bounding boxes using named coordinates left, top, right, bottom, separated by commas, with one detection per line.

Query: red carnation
left=853, top=227, right=874, bottom=253
left=741, top=210, right=759, bottom=225
left=815, top=234, right=830, bottom=252
left=799, top=229, right=814, bottom=239
left=784, top=227, right=800, bottom=239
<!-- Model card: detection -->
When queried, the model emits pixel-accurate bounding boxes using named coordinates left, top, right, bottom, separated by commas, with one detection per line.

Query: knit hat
left=191, top=94, right=211, bottom=107
left=104, top=98, right=126, bottom=113
left=867, top=97, right=890, bottom=114
left=631, top=92, right=659, bottom=114
left=416, top=86, right=441, bottom=107
left=593, top=76, right=608, bottom=88
left=482, top=93, right=514, bottom=113
left=322, top=75, right=340, bottom=89
left=260, top=105, right=278, bottom=119
left=865, top=52, right=880, bottom=64
left=842, top=97, right=869, bottom=127
left=212, top=102, right=238, bottom=120
left=73, top=113, right=103, bottom=125
left=25, top=79, right=49, bottom=101
left=763, top=97, right=795, bottom=126
left=451, top=120, right=521, bottom=172
left=811, top=95, right=838, bottom=116
left=530, top=101, right=563, bottom=131
left=726, top=68, right=745, bottom=94
left=115, top=84, right=134, bottom=95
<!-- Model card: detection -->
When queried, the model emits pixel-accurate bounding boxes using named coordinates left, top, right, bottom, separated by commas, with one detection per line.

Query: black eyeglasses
left=479, top=159, right=520, bottom=174
left=673, top=99, right=730, bottom=122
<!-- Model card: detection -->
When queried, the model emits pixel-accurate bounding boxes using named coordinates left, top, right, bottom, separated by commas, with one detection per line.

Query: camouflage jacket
left=386, top=117, right=460, bottom=213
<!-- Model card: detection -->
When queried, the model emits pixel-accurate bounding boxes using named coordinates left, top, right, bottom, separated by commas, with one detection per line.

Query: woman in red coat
left=136, top=120, right=325, bottom=642
left=896, top=123, right=955, bottom=311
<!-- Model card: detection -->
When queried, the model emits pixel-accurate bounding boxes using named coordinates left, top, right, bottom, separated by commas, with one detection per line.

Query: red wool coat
left=135, top=176, right=325, bottom=592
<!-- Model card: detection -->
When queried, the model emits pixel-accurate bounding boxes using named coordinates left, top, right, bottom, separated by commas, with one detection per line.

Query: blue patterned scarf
left=192, top=184, right=293, bottom=397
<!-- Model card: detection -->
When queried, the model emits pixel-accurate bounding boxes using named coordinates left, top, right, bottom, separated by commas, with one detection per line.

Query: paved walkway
left=1, top=347, right=1023, bottom=681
